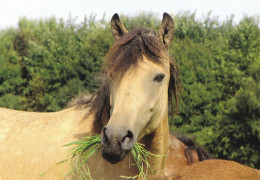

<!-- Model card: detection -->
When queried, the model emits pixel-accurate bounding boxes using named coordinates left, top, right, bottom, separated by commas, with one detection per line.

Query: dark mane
left=106, top=28, right=165, bottom=80
left=69, top=27, right=181, bottom=133
left=175, top=134, right=213, bottom=164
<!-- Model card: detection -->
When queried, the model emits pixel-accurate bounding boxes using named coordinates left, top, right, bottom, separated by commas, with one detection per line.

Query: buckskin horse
left=0, top=12, right=203, bottom=180
left=1, top=12, right=256, bottom=180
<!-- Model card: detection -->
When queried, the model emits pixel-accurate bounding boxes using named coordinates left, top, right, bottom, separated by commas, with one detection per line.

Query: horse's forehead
left=143, top=55, right=170, bottom=69
left=116, top=58, right=168, bottom=84
left=134, top=55, right=169, bottom=72
left=133, top=56, right=170, bottom=77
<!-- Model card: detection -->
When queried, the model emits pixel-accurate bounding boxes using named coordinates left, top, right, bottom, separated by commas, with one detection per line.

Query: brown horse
left=0, top=13, right=208, bottom=180
left=172, top=159, right=260, bottom=180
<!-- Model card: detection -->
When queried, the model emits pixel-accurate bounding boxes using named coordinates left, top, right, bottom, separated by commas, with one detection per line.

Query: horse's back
left=0, top=107, right=84, bottom=144
left=0, top=107, right=93, bottom=179
left=173, top=159, right=260, bottom=180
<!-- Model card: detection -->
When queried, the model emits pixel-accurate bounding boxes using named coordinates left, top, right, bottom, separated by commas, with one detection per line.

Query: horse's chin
left=102, top=148, right=131, bottom=164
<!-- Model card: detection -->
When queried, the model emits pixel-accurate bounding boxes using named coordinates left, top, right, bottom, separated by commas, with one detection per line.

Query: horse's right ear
left=111, top=13, right=128, bottom=40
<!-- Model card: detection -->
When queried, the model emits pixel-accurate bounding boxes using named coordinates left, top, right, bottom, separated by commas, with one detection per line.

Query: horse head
left=99, top=13, right=178, bottom=164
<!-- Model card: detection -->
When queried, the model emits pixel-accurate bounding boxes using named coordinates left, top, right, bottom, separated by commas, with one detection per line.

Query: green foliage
left=0, top=12, right=259, bottom=168
left=170, top=13, right=260, bottom=168
left=213, top=79, right=260, bottom=168
left=0, top=16, right=113, bottom=111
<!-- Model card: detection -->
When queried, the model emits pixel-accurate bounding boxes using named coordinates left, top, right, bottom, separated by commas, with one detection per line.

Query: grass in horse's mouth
left=61, top=134, right=157, bottom=179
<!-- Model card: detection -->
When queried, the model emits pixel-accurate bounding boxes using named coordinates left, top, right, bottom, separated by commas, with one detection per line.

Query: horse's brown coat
left=172, top=159, right=260, bottom=180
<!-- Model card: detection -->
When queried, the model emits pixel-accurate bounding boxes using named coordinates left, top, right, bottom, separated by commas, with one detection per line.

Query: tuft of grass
left=121, top=142, right=157, bottom=179
left=62, top=134, right=158, bottom=179
left=63, top=135, right=102, bottom=179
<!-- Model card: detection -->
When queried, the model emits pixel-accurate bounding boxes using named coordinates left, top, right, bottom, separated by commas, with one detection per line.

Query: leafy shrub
left=0, top=12, right=259, bottom=168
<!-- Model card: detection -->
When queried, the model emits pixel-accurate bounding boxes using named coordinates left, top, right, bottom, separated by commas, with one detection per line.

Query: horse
left=0, top=13, right=209, bottom=180
left=171, top=159, right=260, bottom=180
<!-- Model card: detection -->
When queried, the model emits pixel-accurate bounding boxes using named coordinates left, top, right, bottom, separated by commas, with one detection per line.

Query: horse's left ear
left=159, top=13, right=174, bottom=48
left=111, top=13, right=128, bottom=40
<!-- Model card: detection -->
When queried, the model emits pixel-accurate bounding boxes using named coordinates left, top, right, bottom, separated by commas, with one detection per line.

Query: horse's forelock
left=105, top=28, right=166, bottom=81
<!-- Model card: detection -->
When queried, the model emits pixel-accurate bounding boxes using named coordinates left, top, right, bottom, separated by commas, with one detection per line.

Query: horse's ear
left=111, top=13, right=128, bottom=40
left=159, top=12, right=174, bottom=48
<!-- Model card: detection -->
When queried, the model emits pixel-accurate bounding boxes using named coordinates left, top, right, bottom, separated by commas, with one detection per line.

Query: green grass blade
left=59, top=134, right=159, bottom=179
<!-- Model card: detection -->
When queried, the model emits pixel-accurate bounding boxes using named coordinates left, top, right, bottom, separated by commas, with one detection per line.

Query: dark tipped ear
left=159, top=12, right=174, bottom=47
left=111, top=13, right=128, bottom=40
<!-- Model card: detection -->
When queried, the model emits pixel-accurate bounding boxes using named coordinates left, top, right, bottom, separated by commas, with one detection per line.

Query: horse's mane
left=68, top=27, right=181, bottom=133
left=175, top=134, right=213, bottom=164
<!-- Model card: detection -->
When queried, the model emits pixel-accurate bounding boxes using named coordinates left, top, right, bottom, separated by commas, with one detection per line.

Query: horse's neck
left=60, top=107, right=96, bottom=139
left=142, top=112, right=170, bottom=172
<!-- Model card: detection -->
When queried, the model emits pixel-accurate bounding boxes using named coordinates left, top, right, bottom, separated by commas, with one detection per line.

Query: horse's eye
left=153, top=73, right=165, bottom=83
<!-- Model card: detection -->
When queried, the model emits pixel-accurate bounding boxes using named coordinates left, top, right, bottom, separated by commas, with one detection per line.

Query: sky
left=0, top=0, right=259, bottom=30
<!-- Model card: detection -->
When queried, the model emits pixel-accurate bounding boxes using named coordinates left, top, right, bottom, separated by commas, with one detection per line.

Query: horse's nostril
left=121, top=130, right=133, bottom=143
left=126, top=130, right=133, bottom=139
left=102, top=127, right=110, bottom=146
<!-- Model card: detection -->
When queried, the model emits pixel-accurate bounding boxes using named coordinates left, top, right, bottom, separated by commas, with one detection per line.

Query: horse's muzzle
left=101, top=126, right=135, bottom=164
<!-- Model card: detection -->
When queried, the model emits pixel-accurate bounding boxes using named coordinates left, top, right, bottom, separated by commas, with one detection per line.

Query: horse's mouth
left=102, top=148, right=131, bottom=164
left=100, top=127, right=135, bottom=164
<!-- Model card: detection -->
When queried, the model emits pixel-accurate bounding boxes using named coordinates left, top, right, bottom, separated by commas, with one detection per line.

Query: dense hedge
left=0, top=12, right=259, bottom=168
